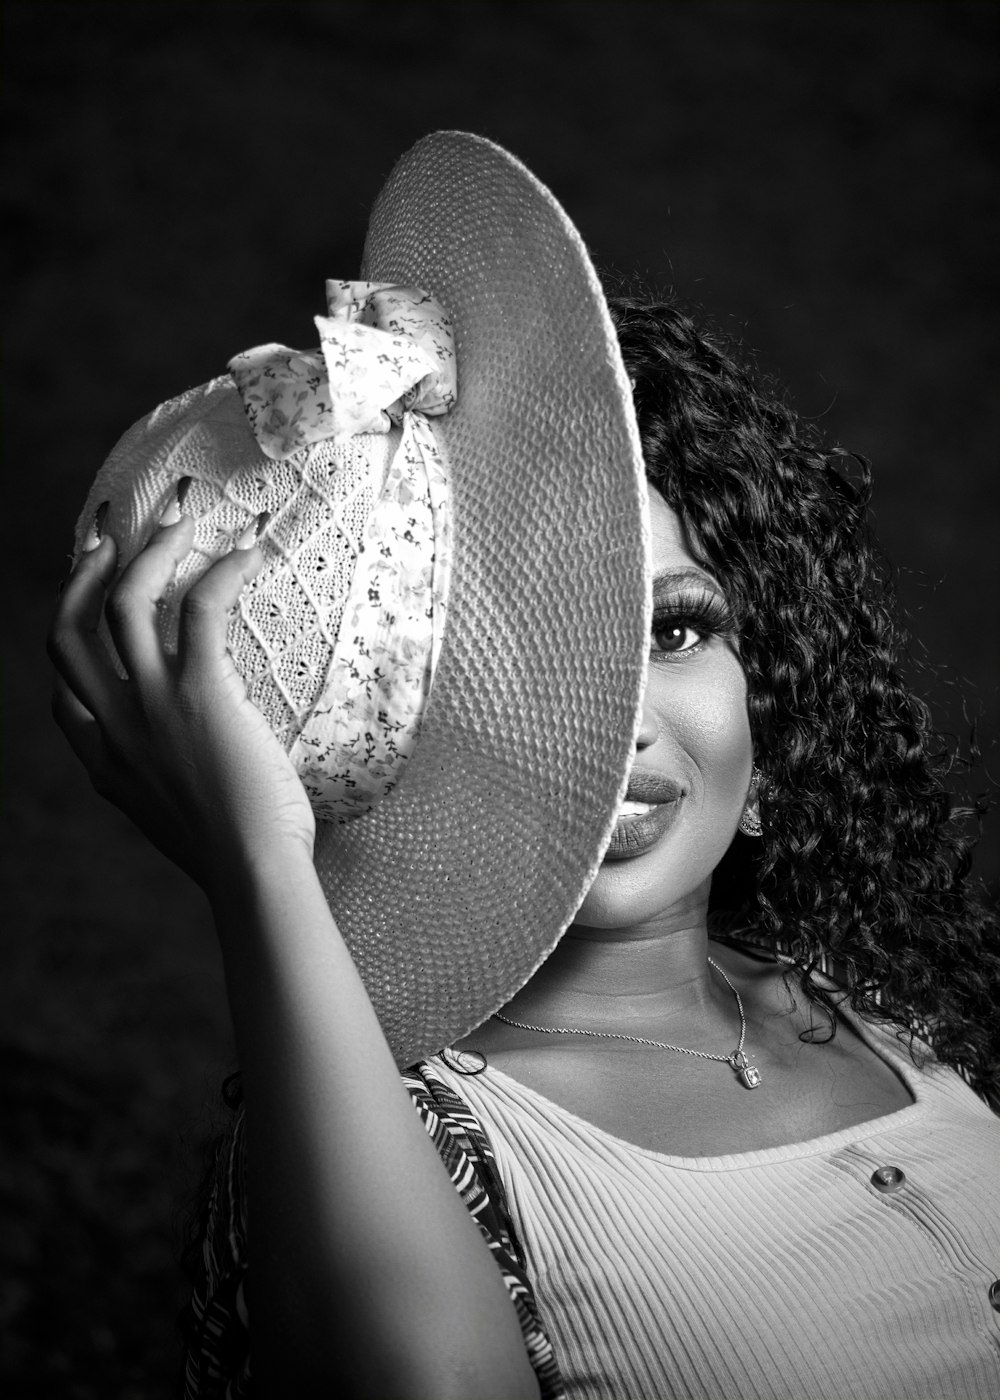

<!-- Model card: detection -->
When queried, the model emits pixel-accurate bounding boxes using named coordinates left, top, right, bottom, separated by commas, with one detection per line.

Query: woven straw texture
left=316, top=132, right=650, bottom=1064
left=77, top=132, right=650, bottom=1067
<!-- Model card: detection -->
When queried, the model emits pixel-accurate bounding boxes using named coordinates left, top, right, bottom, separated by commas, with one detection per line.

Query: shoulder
left=404, top=1057, right=493, bottom=1154
left=405, top=1059, right=568, bottom=1400
left=403, top=1057, right=511, bottom=1213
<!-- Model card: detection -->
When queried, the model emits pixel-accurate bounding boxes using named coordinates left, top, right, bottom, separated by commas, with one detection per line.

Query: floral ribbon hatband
left=226, top=281, right=455, bottom=822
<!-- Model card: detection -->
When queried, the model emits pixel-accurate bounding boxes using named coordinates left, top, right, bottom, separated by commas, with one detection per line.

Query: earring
left=739, top=765, right=763, bottom=838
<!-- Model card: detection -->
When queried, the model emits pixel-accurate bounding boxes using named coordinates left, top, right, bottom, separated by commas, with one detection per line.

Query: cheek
left=574, top=653, right=753, bottom=930
left=680, top=657, right=753, bottom=806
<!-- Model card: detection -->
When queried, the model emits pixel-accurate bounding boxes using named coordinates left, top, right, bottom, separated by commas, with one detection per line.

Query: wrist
left=203, top=830, right=320, bottom=915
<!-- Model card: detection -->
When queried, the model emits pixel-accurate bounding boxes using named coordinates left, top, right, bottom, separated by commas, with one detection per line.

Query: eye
left=652, top=618, right=707, bottom=655
left=649, top=587, right=736, bottom=660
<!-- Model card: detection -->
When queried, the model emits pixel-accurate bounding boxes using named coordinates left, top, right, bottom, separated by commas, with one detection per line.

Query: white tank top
left=432, top=1012, right=999, bottom=1400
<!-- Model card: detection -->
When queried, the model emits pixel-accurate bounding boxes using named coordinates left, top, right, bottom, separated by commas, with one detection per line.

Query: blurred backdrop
left=2, top=3, right=997, bottom=1395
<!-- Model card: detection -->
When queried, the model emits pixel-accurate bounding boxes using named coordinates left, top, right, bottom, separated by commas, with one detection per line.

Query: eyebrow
left=651, top=566, right=722, bottom=594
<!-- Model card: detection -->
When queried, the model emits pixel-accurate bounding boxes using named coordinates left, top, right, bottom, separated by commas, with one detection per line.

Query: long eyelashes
left=651, top=588, right=736, bottom=658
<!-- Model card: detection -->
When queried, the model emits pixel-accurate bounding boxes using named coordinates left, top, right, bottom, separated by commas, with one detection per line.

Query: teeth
left=618, top=800, right=654, bottom=818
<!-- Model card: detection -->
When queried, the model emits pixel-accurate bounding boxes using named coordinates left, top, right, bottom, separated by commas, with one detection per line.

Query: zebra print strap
left=183, top=1066, right=565, bottom=1400
left=404, top=1061, right=566, bottom=1399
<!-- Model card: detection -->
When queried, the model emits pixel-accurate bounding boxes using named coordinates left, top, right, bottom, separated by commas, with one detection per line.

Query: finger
left=104, top=514, right=196, bottom=684
left=47, top=534, right=124, bottom=718
left=176, top=542, right=265, bottom=676
left=51, top=672, right=107, bottom=777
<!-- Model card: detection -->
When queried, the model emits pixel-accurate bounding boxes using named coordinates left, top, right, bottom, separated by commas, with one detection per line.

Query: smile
left=603, top=774, right=684, bottom=862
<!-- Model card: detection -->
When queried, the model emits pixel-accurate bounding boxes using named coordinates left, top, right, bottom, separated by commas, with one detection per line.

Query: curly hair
left=610, top=296, right=998, bottom=1105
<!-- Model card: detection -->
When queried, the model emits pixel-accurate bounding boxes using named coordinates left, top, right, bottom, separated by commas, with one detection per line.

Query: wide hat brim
left=313, top=131, right=650, bottom=1066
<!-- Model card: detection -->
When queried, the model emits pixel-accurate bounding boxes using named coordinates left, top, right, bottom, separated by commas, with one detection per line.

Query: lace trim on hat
left=289, top=412, right=451, bottom=822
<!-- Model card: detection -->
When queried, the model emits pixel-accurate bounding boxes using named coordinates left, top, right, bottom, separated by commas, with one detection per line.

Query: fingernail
left=233, top=511, right=271, bottom=551
left=159, top=476, right=194, bottom=527
left=83, top=501, right=110, bottom=552
left=176, top=475, right=193, bottom=511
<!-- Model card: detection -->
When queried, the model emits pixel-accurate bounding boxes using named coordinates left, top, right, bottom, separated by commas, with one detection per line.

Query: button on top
left=989, top=1279, right=1000, bottom=1312
left=871, top=1165, right=906, bottom=1193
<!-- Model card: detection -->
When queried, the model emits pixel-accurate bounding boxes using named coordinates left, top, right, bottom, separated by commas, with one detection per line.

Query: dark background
left=2, top=3, right=996, bottom=1395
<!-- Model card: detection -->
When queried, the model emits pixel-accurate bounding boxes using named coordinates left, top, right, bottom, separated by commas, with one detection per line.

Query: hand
left=48, top=510, right=317, bottom=894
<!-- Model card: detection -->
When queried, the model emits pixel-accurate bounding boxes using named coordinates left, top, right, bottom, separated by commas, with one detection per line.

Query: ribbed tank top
left=432, top=1012, right=999, bottom=1400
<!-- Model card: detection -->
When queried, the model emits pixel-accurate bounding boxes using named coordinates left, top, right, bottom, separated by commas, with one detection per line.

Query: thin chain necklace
left=493, top=956, right=762, bottom=1089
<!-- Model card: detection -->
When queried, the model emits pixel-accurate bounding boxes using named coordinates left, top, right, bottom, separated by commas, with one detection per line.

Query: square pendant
left=739, top=1064, right=762, bottom=1089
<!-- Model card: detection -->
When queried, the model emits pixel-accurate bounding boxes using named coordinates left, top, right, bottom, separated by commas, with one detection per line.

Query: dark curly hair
left=610, top=296, right=998, bottom=1106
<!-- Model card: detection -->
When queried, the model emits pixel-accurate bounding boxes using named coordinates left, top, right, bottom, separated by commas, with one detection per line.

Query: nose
left=635, top=694, right=658, bottom=750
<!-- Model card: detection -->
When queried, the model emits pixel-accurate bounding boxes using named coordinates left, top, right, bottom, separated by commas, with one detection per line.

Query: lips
left=603, top=772, right=683, bottom=862
left=623, top=773, right=682, bottom=806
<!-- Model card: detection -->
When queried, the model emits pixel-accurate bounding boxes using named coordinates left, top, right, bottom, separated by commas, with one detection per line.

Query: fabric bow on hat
left=228, top=280, right=458, bottom=460
left=217, top=278, right=457, bottom=825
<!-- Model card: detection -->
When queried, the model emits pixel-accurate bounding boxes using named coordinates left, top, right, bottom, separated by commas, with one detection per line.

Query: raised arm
left=49, top=512, right=541, bottom=1399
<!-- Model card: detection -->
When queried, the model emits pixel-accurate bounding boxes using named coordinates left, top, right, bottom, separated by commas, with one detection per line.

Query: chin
left=573, top=858, right=715, bottom=932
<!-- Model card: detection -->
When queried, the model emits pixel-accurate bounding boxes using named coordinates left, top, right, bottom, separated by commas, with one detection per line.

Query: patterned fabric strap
left=182, top=1066, right=565, bottom=1400
left=404, top=1061, right=566, bottom=1400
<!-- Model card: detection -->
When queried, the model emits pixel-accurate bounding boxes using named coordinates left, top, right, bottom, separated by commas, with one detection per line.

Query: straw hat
left=76, top=131, right=650, bottom=1067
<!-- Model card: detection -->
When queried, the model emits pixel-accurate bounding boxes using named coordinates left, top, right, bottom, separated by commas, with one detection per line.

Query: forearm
left=210, top=843, right=539, bottom=1399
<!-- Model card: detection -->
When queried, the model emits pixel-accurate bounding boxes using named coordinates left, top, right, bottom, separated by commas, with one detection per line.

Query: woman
left=49, top=134, right=998, bottom=1400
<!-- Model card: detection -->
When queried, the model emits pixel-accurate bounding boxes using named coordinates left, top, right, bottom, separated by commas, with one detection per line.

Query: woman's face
left=574, top=483, right=753, bottom=930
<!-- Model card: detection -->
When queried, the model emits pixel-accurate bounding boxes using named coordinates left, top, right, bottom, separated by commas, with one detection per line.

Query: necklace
left=493, top=956, right=762, bottom=1088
